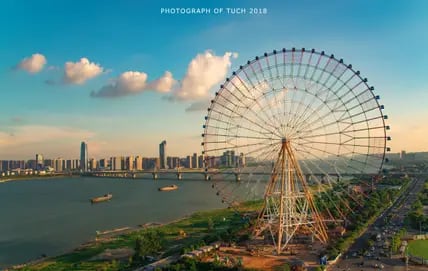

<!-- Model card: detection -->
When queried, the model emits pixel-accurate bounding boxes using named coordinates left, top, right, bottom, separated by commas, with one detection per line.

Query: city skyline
left=1, top=0, right=428, bottom=160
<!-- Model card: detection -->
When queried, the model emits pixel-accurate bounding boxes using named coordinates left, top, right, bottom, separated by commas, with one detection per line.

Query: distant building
left=238, top=153, right=246, bottom=167
left=198, top=155, right=204, bottom=169
left=66, top=160, right=72, bottom=170
left=72, top=159, right=80, bottom=170
left=167, top=156, right=173, bottom=169
left=36, top=154, right=44, bottom=170
left=99, top=158, right=108, bottom=170
left=221, top=150, right=236, bottom=167
left=135, top=156, right=143, bottom=170
left=159, top=140, right=167, bottom=169
left=186, top=155, right=192, bottom=168
left=126, top=156, right=134, bottom=170
left=54, top=158, right=63, bottom=172
left=89, top=158, right=97, bottom=171
left=191, top=153, right=198, bottom=169
left=27, top=159, right=37, bottom=170
left=110, top=157, right=122, bottom=171
left=142, top=157, right=160, bottom=170
left=44, top=159, right=54, bottom=168
left=80, top=142, right=88, bottom=172
left=400, top=150, right=406, bottom=160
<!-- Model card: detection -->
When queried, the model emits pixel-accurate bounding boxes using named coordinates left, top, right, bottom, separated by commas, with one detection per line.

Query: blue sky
left=0, top=0, right=427, bottom=159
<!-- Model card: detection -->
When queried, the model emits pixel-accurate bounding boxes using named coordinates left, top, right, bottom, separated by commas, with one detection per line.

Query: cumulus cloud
left=64, top=58, right=103, bottom=84
left=17, top=53, right=47, bottom=73
left=91, top=71, right=176, bottom=98
left=146, top=71, right=175, bottom=93
left=174, top=50, right=238, bottom=100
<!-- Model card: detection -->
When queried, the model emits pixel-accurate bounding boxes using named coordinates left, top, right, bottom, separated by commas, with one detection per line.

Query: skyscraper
left=80, top=141, right=88, bottom=172
left=159, top=140, right=167, bottom=169
left=35, top=154, right=44, bottom=170
left=135, top=156, right=143, bottom=170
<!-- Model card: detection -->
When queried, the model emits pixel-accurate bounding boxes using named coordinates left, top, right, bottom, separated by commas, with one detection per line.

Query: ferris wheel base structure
left=202, top=47, right=390, bottom=254
left=253, top=138, right=328, bottom=254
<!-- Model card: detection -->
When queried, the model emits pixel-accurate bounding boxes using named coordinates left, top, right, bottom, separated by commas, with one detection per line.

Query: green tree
left=134, top=229, right=164, bottom=260
left=207, top=217, right=214, bottom=232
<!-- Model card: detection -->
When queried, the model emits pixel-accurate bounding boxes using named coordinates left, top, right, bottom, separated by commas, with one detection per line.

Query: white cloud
left=91, top=71, right=176, bottom=98
left=147, top=71, right=175, bottom=93
left=17, top=53, right=47, bottom=73
left=64, top=58, right=103, bottom=84
left=174, top=50, right=238, bottom=100
left=117, top=71, right=148, bottom=91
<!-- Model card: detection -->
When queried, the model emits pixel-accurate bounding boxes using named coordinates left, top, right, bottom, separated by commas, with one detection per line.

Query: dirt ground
left=216, top=242, right=323, bottom=271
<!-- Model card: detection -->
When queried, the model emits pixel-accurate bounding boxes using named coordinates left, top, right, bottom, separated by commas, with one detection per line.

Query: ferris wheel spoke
left=252, top=75, right=288, bottom=136
left=298, top=158, right=352, bottom=219
left=296, top=128, right=374, bottom=141
left=203, top=138, right=276, bottom=154
left=293, top=141, right=366, bottom=174
left=295, top=146, right=366, bottom=207
left=235, top=71, right=285, bottom=135
left=297, top=108, right=383, bottom=138
left=249, top=64, right=289, bottom=137
left=203, top=134, right=275, bottom=141
left=219, top=83, right=276, bottom=132
left=210, top=102, right=282, bottom=138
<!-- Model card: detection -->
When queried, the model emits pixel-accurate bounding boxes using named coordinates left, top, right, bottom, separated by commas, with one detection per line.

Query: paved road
left=330, top=176, right=427, bottom=271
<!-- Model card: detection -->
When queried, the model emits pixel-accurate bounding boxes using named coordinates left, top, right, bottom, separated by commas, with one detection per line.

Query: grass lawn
left=407, top=239, right=428, bottom=259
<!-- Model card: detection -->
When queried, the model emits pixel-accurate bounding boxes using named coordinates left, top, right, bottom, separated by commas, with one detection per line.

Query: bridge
left=81, top=169, right=377, bottom=182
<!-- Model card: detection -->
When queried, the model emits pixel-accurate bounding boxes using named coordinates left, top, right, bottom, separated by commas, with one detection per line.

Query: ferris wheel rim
left=202, top=47, right=390, bottom=208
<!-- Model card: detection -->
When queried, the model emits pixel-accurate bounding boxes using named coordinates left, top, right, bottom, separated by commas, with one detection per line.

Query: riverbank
left=0, top=174, right=74, bottom=183
left=9, top=201, right=261, bottom=271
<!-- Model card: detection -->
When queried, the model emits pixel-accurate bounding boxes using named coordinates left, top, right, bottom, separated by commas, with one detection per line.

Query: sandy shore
left=0, top=175, right=73, bottom=183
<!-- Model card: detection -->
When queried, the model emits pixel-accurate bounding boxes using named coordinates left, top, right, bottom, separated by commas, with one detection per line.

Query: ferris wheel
left=202, top=48, right=390, bottom=253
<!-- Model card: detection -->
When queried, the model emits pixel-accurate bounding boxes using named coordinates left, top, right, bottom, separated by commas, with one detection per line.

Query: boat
left=90, top=193, right=112, bottom=203
left=158, top=184, right=178, bottom=191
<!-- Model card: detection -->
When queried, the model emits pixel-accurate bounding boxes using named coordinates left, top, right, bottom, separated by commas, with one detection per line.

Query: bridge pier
left=152, top=173, right=158, bottom=180
left=177, top=173, right=182, bottom=180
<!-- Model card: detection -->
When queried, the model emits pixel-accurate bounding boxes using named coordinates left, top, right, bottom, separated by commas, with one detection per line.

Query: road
left=330, top=176, right=427, bottom=271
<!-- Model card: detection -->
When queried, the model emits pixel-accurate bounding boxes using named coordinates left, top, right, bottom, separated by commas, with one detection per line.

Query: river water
left=0, top=176, right=224, bottom=268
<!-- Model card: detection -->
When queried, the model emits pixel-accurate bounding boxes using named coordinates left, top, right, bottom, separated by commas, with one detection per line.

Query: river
left=0, top=176, right=224, bottom=268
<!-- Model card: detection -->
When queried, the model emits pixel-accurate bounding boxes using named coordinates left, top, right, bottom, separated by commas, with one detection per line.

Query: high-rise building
left=72, top=159, right=80, bottom=170
left=191, top=153, right=198, bottom=169
left=54, top=158, right=63, bottom=172
left=221, top=150, right=235, bottom=167
left=167, top=156, right=173, bottom=169
left=135, top=156, right=143, bottom=170
left=89, top=158, right=97, bottom=171
left=99, top=158, right=108, bottom=169
left=66, top=160, right=72, bottom=170
left=400, top=150, right=406, bottom=160
left=198, top=155, right=204, bottom=169
left=126, top=156, right=134, bottom=170
left=186, top=155, right=192, bottom=168
left=44, top=159, right=54, bottom=168
left=36, top=154, right=44, bottom=170
left=110, top=157, right=122, bottom=171
left=159, top=140, right=167, bottom=169
left=80, top=141, right=88, bottom=172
